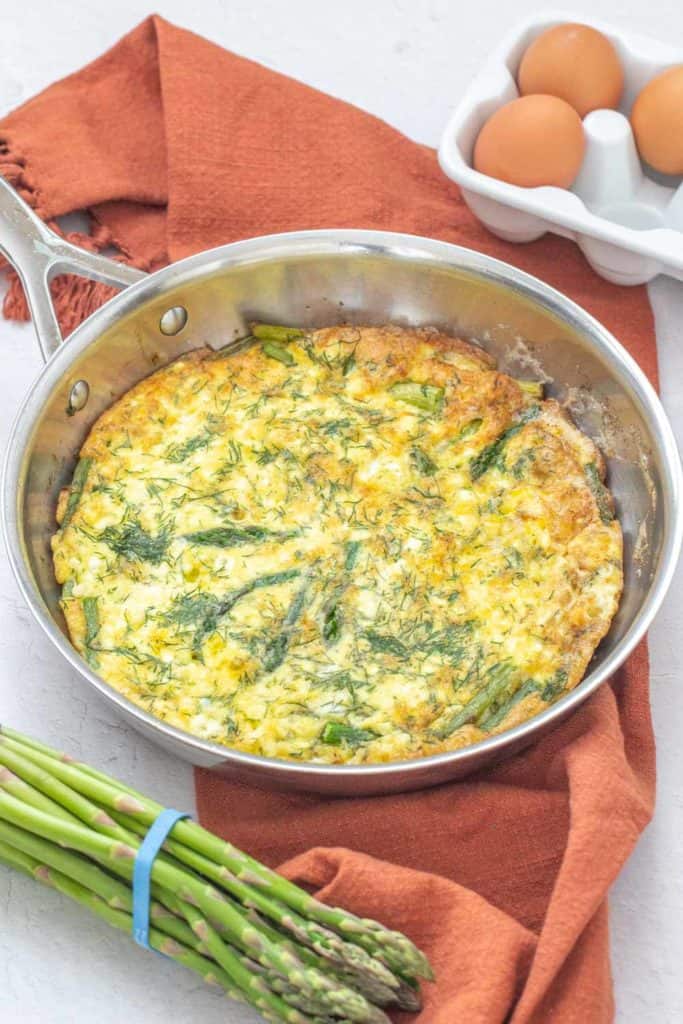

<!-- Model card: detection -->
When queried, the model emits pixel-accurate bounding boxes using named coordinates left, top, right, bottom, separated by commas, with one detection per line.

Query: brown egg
left=518, top=23, right=624, bottom=117
left=473, top=95, right=585, bottom=189
left=631, top=66, right=683, bottom=175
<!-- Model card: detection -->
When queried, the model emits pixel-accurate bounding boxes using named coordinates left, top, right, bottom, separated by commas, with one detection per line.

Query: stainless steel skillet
left=1, top=176, right=680, bottom=795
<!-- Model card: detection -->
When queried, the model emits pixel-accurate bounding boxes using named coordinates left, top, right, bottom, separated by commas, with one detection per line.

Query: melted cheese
left=51, top=325, right=622, bottom=763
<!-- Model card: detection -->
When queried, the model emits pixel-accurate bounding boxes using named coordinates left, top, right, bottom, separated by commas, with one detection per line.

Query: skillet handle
left=0, top=175, right=147, bottom=361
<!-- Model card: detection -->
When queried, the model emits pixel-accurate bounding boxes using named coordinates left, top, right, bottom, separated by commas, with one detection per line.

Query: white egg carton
left=438, top=10, right=683, bottom=285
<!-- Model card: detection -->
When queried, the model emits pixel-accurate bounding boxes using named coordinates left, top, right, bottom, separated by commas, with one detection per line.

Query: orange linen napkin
left=0, top=16, right=658, bottom=1023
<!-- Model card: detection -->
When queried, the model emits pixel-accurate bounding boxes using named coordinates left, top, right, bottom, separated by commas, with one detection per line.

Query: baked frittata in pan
left=52, top=324, right=622, bottom=763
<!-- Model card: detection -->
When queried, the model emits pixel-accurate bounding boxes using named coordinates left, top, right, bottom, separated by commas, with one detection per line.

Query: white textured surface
left=0, top=2, right=681, bottom=1021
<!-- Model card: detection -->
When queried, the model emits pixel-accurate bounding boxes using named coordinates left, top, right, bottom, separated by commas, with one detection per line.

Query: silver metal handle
left=0, top=175, right=147, bottom=361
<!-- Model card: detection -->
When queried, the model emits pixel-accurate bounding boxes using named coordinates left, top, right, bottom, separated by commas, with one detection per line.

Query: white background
left=1, top=2, right=682, bottom=1021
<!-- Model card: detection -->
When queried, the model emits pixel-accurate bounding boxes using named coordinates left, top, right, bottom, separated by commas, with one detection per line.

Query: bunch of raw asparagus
left=0, top=726, right=432, bottom=1023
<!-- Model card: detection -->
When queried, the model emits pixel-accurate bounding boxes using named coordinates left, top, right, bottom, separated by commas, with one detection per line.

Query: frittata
left=51, top=324, right=622, bottom=763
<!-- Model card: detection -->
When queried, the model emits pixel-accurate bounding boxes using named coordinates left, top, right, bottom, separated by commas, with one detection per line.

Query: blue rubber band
left=133, top=808, right=189, bottom=952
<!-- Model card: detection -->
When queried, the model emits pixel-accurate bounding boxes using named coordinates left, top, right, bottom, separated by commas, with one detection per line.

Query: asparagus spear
left=0, top=787, right=390, bottom=1024
left=0, top=726, right=82, bottom=763
left=252, top=324, right=304, bottom=342
left=183, top=525, right=298, bottom=547
left=0, top=818, right=203, bottom=952
left=262, top=573, right=312, bottom=673
left=389, top=380, right=444, bottom=415
left=240, top=909, right=420, bottom=1012
left=1, top=730, right=432, bottom=980
left=118, top=821, right=392, bottom=1022
left=0, top=740, right=130, bottom=841
left=470, top=405, right=540, bottom=481
left=241, top=955, right=339, bottom=1018
left=262, top=341, right=296, bottom=366
left=179, top=900, right=317, bottom=1023
left=112, top=807, right=401, bottom=997
left=478, top=679, right=540, bottom=731
left=161, top=869, right=395, bottom=1018
left=455, top=417, right=483, bottom=441
left=0, top=764, right=78, bottom=823
left=432, top=661, right=515, bottom=739
left=0, top=840, right=281, bottom=1018
left=82, top=596, right=100, bottom=647
left=0, top=746, right=215, bottom=952
left=320, top=723, right=377, bottom=747
left=320, top=541, right=364, bottom=647
left=3, top=738, right=348, bottom=986
left=0, top=726, right=433, bottom=988
left=60, top=457, right=92, bottom=528
left=0, top=727, right=143, bottom=804
left=0, top=833, right=358, bottom=1024
left=1, top=752, right=316, bottom=1014
left=584, top=462, right=614, bottom=524
left=516, top=379, right=544, bottom=398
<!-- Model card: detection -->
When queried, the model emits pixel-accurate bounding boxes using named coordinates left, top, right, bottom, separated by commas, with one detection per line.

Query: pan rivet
left=67, top=380, right=89, bottom=415
left=160, top=306, right=188, bottom=336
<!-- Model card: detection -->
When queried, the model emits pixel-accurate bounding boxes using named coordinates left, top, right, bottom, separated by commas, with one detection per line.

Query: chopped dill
left=510, top=449, right=535, bottom=479
left=183, top=525, right=298, bottom=547
left=410, top=447, right=438, bottom=476
left=165, top=414, right=226, bottom=463
left=344, top=540, right=362, bottom=571
left=100, top=520, right=170, bottom=565
left=321, top=602, right=343, bottom=644
left=363, top=631, right=407, bottom=657
left=167, top=569, right=301, bottom=652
